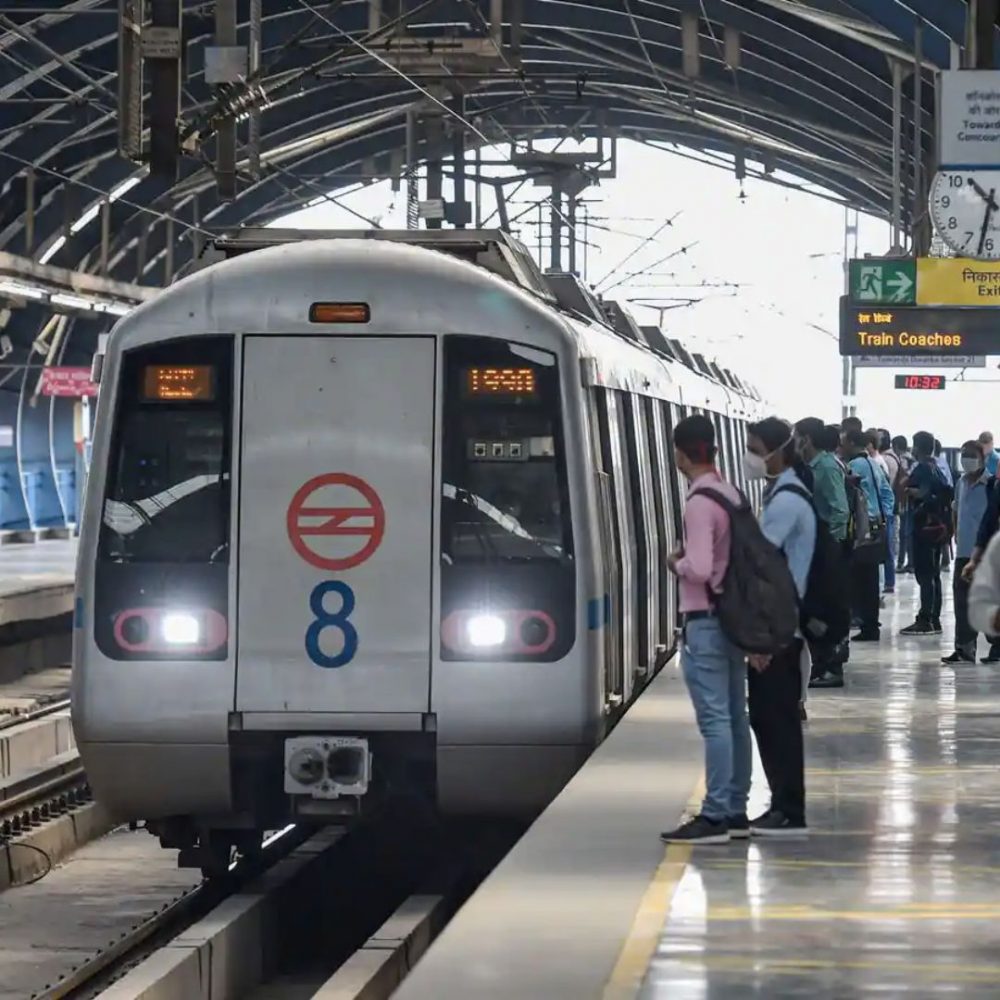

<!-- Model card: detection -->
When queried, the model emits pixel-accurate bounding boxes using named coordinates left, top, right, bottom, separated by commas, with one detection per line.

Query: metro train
left=71, top=229, right=763, bottom=872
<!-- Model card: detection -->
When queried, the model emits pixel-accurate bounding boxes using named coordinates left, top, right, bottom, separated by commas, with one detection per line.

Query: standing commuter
left=978, top=431, right=1000, bottom=477
left=944, top=441, right=990, bottom=664
left=661, top=415, right=751, bottom=845
left=893, top=435, right=915, bottom=573
left=935, top=439, right=955, bottom=570
left=844, top=429, right=894, bottom=641
left=744, top=418, right=815, bottom=836
left=901, top=431, right=951, bottom=636
left=961, top=452, right=1000, bottom=662
left=795, top=417, right=849, bottom=688
left=879, top=430, right=901, bottom=595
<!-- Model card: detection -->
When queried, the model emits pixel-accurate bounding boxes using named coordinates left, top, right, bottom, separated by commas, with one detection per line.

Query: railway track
left=54, top=814, right=521, bottom=1000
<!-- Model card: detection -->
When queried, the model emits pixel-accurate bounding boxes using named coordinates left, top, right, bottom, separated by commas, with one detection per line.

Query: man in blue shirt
left=901, top=431, right=951, bottom=635
left=978, top=431, right=1000, bottom=477
left=844, top=429, right=894, bottom=641
left=945, top=441, right=991, bottom=663
left=744, top=417, right=815, bottom=837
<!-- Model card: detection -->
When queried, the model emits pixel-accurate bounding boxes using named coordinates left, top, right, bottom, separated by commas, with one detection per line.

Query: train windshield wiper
left=103, top=473, right=230, bottom=536
left=442, top=483, right=563, bottom=559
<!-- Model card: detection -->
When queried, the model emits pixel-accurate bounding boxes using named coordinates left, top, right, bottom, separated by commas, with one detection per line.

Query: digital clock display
left=464, top=366, right=537, bottom=399
left=142, top=364, right=216, bottom=402
left=894, top=374, right=946, bottom=390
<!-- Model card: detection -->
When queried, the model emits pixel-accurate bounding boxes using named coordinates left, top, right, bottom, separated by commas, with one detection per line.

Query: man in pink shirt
left=660, top=415, right=751, bottom=845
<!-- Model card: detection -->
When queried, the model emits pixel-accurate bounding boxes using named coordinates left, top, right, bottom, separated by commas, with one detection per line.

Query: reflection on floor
left=641, top=571, right=1000, bottom=997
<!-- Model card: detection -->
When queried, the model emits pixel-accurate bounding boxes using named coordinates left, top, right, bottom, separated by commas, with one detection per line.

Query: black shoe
left=750, top=810, right=809, bottom=838
left=809, top=671, right=845, bottom=688
left=900, top=620, right=935, bottom=635
left=982, top=653, right=1000, bottom=664
left=942, top=650, right=976, bottom=664
left=851, top=630, right=880, bottom=642
left=726, top=814, right=750, bottom=840
left=930, top=620, right=943, bottom=634
left=660, top=814, right=729, bottom=844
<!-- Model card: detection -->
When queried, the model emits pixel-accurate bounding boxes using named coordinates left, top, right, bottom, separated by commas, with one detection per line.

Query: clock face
left=929, top=170, right=1000, bottom=259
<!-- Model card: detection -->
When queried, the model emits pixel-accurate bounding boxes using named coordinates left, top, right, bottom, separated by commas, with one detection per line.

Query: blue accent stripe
left=73, top=596, right=83, bottom=629
left=588, top=594, right=610, bottom=631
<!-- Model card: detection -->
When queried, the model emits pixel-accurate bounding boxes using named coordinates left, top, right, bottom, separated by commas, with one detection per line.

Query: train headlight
left=160, top=612, right=201, bottom=646
left=466, top=613, right=507, bottom=648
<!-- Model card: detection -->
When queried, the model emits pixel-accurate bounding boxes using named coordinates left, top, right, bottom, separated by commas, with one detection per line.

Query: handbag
left=852, top=457, right=889, bottom=565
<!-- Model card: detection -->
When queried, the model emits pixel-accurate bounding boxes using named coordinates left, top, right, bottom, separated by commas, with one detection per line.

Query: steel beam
left=0, top=252, right=158, bottom=303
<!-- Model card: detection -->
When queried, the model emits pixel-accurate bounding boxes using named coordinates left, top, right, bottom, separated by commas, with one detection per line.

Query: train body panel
left=71, top=233, right=762, bottom=866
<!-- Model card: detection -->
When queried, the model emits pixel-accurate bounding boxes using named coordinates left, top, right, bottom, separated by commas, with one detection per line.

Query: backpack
left=690, top=487, right=800, bottom=655
left=774, top=483, right=851, bottom=644
left=915, top=466, right=954, bottom=545
left=844, top=471, right=870, bottom=547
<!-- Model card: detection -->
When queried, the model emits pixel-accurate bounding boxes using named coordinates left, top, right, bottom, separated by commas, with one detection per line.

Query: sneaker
left=660, top=814, right=729, bottom=844
left=727, top=814, right=750, bottom=839
left=851, top=630, right=880, bottom=642
left=942, top=650, right=976, bottom=664
left=900, top=620, right=935, bottom=635
left=809, top=671, right=845, bottom=688
left=884, top=587, right=895, bottom=595
left=982, top=652, right=1000, bottom=664
left=750, top=810, right=809, bottom=838
left=930, top=620, right=943, bottom=634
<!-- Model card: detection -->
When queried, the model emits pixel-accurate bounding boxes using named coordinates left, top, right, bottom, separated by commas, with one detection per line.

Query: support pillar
left=549, top=179, right=563, bottom=271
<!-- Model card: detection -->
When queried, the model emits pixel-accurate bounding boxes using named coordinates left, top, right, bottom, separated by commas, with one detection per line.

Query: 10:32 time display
left=894, top=374, right=946, bottom=390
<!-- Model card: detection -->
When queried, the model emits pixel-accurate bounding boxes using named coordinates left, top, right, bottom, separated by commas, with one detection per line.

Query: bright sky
left=276, top=139, right=994, bottom=448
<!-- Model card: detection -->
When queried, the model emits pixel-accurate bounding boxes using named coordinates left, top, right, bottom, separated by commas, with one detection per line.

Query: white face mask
left=962, top=456, right=982, bottom=474
left=743, top=433, right=794, bottom=482
left=742, top=451, right=769, bottom=481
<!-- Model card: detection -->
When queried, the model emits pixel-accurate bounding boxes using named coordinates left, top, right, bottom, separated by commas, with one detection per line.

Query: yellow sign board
left=917, top=258, right=1000, bottom=305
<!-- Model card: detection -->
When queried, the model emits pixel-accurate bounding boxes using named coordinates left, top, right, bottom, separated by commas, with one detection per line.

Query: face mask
left=742, top=451, right=768, bottom=481
left=962, top=457, right=982, bottom=474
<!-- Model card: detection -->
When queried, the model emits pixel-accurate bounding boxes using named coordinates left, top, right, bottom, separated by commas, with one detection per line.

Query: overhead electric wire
left=592, top=212, right=681, bottom=290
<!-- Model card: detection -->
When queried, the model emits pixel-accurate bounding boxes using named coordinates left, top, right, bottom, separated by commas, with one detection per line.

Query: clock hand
left=978, top=199, right=993, bottom=256
left=971, top=178, right=994, bottom=203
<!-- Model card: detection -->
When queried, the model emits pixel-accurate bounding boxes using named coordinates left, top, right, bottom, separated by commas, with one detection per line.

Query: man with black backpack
left=901, top=431, right=952, bottom=636
left=742, top=417, right=818, bottom=836
left=660, top=415, right=754, bottom=845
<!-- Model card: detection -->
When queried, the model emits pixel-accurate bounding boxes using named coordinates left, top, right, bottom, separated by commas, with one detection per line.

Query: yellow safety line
left=602, top=777, right=703, bottom=1000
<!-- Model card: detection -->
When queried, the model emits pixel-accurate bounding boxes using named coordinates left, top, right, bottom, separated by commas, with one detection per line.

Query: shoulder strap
left=863, top=456, right=886, bottom=521
left=773, top=482, right=815, bottom=508
left=689, top=487, right=746, bottom=518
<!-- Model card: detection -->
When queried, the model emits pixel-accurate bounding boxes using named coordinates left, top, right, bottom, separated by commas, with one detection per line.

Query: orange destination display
left=464, top=366, right=537, bottom=398
left=142, top=364, right=215, bottom=402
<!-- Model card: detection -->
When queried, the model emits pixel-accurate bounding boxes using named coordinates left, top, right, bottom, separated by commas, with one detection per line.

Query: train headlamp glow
left=161, top=612, right=201, bottom=646
left=466, top=613, right=507, bottom=648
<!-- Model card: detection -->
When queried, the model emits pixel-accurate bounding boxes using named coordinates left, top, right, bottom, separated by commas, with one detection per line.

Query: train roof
left=110, top=230, right=762, bottom=415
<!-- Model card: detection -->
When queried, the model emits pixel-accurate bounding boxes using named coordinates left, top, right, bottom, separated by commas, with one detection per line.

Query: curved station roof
left=0, top=0, right=977, bottom=357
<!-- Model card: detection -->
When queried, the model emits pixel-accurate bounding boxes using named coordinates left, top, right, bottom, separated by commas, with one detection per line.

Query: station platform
left=396, top=574, right=1000, bottom=999
left=0, top=538, right=76, bottom=626
left=0, top=539, right=76, bottom=694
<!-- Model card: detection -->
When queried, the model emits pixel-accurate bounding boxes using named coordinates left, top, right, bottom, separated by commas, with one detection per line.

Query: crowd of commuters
left=660, top=410, right=1000, bottom=845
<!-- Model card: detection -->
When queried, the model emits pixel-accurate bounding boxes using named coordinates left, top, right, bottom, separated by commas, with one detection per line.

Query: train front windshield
left=440, top=335, right=575, bottom=662
left=94, top=337, right=233, bottom=660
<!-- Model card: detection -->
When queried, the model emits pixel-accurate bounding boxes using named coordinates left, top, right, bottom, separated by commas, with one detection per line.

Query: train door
left=622, top=395, right=659, bottom=678
left=235, top=336, right=435, bottom=715
left=586, top=392, right=623, bottom=708
left=646, top=398, right=678, bottom=657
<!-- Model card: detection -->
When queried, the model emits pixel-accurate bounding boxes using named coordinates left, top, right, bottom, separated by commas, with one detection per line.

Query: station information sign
left=839, top=297, right=1000, bottom=357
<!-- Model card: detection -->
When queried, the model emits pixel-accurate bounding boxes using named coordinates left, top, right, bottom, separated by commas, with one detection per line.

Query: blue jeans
left=681, top=618, right=752, bottom=821
left=884, top=515, right=897, bottom=591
